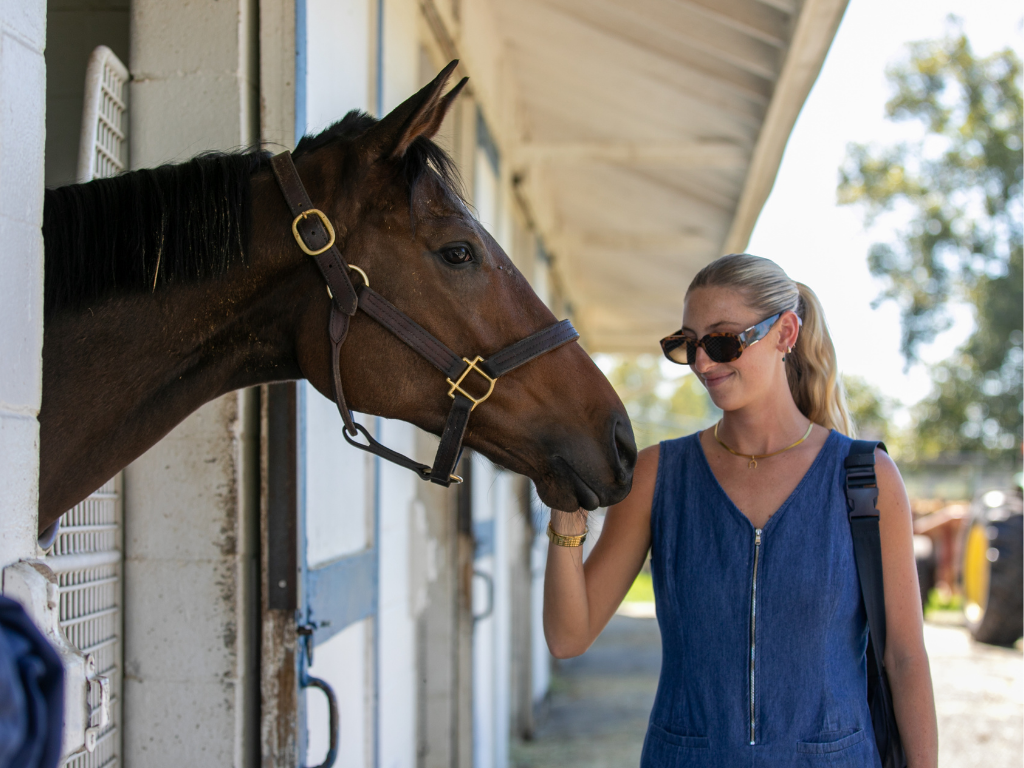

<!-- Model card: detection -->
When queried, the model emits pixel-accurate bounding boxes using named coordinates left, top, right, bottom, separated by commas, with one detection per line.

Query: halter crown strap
left=270, top=152, right=359, bottom=316
left=271, top=150, right=580, bottom=487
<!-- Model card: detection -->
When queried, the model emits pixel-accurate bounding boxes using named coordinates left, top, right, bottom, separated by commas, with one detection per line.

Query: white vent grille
left=77, top=45, right=129, bottom=183
left=46, top=44, right=130, bottom=768
left=47, top=479, right=122, bottom=768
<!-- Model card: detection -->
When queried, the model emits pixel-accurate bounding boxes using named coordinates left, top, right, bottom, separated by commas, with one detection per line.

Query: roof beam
left=518, top=140, right=748, bottom=168
left=756, top=0, right=799, bottom=14
left=563, top=230, right=715, bottom=252
left=669, top=0, right=792, bottom=46
left=538, top=0, right=783, bottom=82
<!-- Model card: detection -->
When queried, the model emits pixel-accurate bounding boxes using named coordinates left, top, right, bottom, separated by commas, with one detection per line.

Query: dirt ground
left=925, top=613, right=1023, bottom=767
left=512, top=611, right=1023, bottom=768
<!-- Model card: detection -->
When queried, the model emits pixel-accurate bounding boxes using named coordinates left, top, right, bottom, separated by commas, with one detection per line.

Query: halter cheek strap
left=270, top=151, right=579, bottom=486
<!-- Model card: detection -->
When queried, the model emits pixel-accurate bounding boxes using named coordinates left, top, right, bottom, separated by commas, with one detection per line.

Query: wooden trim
left=260, top=383, right=300, bottom=768
left=724, top=0, right=850, bottom=254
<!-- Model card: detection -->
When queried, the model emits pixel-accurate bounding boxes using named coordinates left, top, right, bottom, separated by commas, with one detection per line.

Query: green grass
left=924, top=588, right=962, bottom=615
left=623, top=570, right=654, bottom=603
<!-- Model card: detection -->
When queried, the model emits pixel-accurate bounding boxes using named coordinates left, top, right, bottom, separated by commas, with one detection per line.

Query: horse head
left=279, top=62, right=636, bottom=510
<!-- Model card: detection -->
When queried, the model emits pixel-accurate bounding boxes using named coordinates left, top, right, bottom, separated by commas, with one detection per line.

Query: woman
left=543, top=254, right=938, bottom=767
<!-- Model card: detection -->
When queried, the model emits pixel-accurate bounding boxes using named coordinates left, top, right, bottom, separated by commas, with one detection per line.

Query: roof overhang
left=495, top=0, right=849, bottom=352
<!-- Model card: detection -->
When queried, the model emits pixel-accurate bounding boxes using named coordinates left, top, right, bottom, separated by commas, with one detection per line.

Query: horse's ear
left=371, top=60, right=468, bottom=159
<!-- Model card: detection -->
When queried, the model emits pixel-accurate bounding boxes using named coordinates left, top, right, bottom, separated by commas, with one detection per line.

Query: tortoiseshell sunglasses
left=660, top=312, right=782, bottom=366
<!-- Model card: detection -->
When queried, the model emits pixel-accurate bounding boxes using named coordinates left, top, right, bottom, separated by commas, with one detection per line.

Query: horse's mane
left=43, top=110, right=464, bottom=318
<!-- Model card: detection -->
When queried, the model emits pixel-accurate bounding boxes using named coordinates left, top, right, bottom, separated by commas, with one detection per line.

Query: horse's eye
left=439, top=244, right=474, bottom=266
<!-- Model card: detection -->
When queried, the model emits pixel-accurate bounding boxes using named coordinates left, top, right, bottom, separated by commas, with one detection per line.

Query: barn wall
left=120, top=0, right=261, bottom=765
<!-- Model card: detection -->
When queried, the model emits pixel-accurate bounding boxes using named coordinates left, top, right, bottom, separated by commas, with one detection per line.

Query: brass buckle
left=421, top=468, right=464, bottom=484
left=291, top=209, right=336, bottom=256
left=446, top=356, right=496, bottom=411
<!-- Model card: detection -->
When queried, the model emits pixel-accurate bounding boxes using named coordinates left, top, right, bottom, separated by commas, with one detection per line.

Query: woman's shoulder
left=631, top=431, right=701, bottom=500
left=658, top=430, right=703, bottom=454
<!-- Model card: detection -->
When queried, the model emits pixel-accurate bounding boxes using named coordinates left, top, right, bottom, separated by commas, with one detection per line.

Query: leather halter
left=270, top=151, right=580, bottom=486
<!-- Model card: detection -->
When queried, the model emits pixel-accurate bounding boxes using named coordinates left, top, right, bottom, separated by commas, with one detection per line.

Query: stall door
left=44, top=45, right=129, bottom=768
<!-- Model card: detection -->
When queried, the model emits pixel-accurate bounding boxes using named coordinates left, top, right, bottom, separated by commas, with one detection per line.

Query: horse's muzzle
left=540, top=414, right=637, bottom=512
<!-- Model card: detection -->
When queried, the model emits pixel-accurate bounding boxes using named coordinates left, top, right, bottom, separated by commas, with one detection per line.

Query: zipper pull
left=755, top=528, right=762, bottom=545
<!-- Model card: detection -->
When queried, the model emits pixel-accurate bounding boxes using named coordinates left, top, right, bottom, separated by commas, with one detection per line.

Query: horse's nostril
left=612, top=417, right=638, bottom=483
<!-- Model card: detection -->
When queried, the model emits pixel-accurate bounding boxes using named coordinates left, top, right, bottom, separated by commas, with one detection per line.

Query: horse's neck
left=38, top=245, right=310, bottom=528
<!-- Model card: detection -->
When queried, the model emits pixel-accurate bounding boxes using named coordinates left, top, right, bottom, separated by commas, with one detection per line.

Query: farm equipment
left=959, top=484, right=1024, bottom=646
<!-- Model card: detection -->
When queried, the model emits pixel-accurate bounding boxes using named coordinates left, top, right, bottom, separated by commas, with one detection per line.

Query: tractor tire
left=962, top=511, right=1023, bottom=647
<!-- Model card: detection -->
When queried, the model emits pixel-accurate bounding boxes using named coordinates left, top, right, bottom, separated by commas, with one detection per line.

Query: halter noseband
left=270, top=151, right=579, bottom=486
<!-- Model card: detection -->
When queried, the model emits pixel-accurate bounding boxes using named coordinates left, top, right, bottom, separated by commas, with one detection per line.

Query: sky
left=740, top=0, right=1024, bottom=423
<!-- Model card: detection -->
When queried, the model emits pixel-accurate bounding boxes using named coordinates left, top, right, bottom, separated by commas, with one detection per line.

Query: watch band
left=546, top=521, right=588, bottom=548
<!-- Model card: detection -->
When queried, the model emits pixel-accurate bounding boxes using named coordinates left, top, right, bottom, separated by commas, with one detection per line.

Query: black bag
left=844, top=440, right=908, bottom=768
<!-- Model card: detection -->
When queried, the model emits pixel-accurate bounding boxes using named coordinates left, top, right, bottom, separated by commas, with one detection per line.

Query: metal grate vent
left=47, top=479, right=122, bottom=767
left=77, top=45, right=129, bottom=183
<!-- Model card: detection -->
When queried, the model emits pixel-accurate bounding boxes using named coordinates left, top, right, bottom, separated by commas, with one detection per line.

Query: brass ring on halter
left=348, top=265, right=370, bottom=289
left=291, top=209, right=336, bottom=256
left=419, top=468, right=463, bottom=484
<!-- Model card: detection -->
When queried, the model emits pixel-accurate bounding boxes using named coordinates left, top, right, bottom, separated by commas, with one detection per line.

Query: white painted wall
left=471, top=456, right=512, bottom=768
left=304, top=0, right=371, bottom=133
left=306, top=620, right=372, bottom=768
left=376, top=418, right=421, bottom=768
left=304, top=385, right=373, bottom=565
left=381, top=0, right=418, bottom=114
left=0, top=0, right=46, bottom=570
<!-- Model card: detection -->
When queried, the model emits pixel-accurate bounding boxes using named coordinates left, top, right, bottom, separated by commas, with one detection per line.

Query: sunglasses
left=660, top=312, right=783, bottom=366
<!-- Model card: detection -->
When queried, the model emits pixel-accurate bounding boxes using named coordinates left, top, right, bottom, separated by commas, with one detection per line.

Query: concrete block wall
left=128, top=0, right=258, bottom=165
left=122, top=394, right=259, bottom=765
left=0, top=0, right=46, bottom=569
left=121, top=1, right=261, bottom=765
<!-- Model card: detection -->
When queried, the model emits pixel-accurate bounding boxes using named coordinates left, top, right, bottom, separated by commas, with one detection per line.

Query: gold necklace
left=713, top=420, right=814, bottom=469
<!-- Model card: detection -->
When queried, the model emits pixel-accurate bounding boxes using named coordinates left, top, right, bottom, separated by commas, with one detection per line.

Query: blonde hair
left=687, top=253, right=854, bottom=436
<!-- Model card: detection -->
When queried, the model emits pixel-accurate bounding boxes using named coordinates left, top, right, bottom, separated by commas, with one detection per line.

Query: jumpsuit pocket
left=646, top=722, right=709, bottom=749
left=796, top=728, right=868, bottom=754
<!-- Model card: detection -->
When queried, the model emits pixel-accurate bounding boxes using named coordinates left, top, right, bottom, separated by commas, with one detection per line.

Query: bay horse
left=37, top=62, right=636, bottom=535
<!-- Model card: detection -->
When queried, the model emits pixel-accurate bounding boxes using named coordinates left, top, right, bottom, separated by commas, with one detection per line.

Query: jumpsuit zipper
left=749, top=527, right=762, bottom=745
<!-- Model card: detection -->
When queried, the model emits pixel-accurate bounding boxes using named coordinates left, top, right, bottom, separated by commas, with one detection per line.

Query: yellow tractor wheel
left=962, top=522, right=991, bottom=628
left=959, top=504, right=1023, bottom=647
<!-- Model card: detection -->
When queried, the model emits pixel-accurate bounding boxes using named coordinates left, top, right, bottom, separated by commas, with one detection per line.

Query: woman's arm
left=543, top=444, right=660, bottom=658
left=876, top=449, right=939, bottom=768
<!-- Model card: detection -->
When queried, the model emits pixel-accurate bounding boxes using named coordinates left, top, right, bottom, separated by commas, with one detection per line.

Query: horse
left=37, top=61, right=637, bottom=535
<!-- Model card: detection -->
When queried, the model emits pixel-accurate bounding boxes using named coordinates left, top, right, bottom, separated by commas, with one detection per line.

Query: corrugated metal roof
left=496, top=0, right=849, bottom=351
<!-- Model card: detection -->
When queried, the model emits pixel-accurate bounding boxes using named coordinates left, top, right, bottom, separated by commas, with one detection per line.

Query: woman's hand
left=543, top=444, right=660, bottom=658
left=877, top=449, right=939, bottom=768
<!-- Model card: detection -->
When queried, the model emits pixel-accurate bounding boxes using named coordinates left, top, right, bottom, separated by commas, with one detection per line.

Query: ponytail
left=787, top=282, right=853, bottom=436
left=687, top=254, right=854, bottom=436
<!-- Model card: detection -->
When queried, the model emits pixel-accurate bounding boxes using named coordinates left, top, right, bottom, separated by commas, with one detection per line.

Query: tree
left=843, top=374, right=896, bottom=445
left=603, top=355, right=720, bottom=450
left=838, top=21, right=1023, bottom=459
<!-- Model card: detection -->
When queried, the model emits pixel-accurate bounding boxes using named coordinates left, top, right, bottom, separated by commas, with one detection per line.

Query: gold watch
left=547, top=521, right=588, bottom=547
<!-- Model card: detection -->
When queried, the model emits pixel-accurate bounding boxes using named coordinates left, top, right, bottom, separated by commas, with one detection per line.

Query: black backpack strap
left=845, top=439, right=889, bottom=670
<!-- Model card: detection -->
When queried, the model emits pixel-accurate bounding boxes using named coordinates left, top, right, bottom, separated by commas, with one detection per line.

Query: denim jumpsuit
left=640, top=430, right=882, bottom=767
